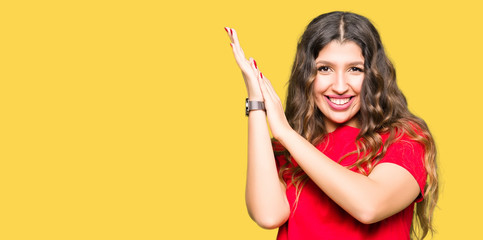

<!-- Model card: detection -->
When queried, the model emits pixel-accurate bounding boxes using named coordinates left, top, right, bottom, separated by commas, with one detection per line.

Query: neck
left=325, top=118, right=360, bottom=133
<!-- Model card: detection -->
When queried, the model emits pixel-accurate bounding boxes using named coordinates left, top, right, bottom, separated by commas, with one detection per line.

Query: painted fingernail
left=224, top=27, right=228, bottom=33
left=260, top=72, right=263, bottom=79
left=230, top=43, right=233, bottom=48
left=230, top=29, right=233, bottom=35
left=254, top=59, right=258, bottom=69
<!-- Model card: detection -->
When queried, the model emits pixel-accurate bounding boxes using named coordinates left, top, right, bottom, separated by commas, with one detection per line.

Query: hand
left=225, top=27, right=263, bottom=100
left=257, top=72, right=292, bottom=140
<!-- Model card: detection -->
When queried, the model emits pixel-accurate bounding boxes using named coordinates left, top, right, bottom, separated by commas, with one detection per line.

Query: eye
left=317, top=66, right=330, bottom=72
left=349, top=67, right=364, bottom=72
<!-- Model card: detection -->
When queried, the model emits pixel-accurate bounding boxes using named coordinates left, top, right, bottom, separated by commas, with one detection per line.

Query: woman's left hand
left=256, top=71, right=293, bottom=140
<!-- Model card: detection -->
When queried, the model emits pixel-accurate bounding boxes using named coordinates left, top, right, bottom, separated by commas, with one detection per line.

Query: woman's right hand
left=225, top=27, right=263, bottom=101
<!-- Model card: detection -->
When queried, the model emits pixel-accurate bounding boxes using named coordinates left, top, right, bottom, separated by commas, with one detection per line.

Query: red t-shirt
left=274, top=125, right=427, bottom=240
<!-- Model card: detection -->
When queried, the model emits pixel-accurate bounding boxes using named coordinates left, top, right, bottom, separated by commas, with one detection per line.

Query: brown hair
left=276, top=11, right=438, bottom=239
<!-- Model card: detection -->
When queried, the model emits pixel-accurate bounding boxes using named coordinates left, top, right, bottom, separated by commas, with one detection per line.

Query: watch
left=245, top=98, right=265, bottom=116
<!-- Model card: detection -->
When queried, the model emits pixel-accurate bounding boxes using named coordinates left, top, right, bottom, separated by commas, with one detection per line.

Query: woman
left=225, top=11, right=438, bottom=240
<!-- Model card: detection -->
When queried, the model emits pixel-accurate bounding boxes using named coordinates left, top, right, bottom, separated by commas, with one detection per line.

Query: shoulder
left=379, top=124, right=426, bottom=170
left=382, top=136, right=425, bottom=167
left=379, top=120, right=427, bottom=157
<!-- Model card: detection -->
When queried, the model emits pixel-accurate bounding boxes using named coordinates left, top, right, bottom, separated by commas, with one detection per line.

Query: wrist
left=247, top=88, right=263, bottom=101
left=276, top=127, right=296, bottom=146
left=248, top=97, right=264, bottom=101
left=246, top=98, right=265, bottom=116
left=247, top=93, right=263, bottom=101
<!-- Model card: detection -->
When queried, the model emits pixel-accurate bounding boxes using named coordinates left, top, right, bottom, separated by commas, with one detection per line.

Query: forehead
left=315, top=41, right=364, bottom=63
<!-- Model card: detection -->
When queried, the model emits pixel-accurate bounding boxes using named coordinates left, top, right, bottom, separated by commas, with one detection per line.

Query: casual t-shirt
left=274, top=125, right=427, bottom=240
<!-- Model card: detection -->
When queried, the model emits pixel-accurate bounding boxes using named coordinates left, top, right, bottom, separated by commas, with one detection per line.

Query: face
left=312, top=40, right=364, bottom=132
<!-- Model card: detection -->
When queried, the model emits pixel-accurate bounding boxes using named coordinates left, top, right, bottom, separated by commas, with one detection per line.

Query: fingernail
left=254, top=59, right=258, bottom=69
left=230, top=43, right=233, bottom=48
left=260, top=72, right=263, bottom=79
left=230, top=29, right=233, bottom=35
left=224, top=27, right=228, bottom=33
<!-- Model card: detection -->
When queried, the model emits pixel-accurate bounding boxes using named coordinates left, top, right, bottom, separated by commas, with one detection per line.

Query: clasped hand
left=225, top=27, right=292, bottom=140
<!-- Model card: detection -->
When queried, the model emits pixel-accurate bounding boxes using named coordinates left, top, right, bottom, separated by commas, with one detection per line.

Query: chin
left=327, top=115, right=354, bottom=124
left=317, top=104, right=360, bottom=128
left=324, top=112, right=360, bottom=129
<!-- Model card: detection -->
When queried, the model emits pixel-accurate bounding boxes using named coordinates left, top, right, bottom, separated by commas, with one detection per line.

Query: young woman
left=225, top=11, right=438, bottom=240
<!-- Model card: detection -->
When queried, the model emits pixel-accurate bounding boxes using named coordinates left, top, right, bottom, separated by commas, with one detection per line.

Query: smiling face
left=312, top=40, right=365, bottom=132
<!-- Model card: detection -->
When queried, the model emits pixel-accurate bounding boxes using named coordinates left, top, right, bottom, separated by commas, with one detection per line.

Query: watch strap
left=245, top=98, right=265, bottom=116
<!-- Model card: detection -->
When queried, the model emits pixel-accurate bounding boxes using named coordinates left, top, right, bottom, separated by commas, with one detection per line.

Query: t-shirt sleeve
left=377, top=138, right=427, bottom=202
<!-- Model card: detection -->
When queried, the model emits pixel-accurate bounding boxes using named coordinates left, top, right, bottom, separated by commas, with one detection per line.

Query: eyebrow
left=315, top=60, right=364, bottom=66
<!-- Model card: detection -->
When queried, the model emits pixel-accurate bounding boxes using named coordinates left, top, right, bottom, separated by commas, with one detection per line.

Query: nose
left=332, top=72, right=349, bottom=94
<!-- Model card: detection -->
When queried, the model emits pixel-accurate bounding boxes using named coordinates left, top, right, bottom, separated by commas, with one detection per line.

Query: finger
left=231, top=28, right=240, bottom=47
left=249, top=58, right=258, bottom=72
left=230, top=42, right=247, bottom=69
left=258, top=72, right=276, bottom=104
left=225, top=27, right=238, bottom=49
left=263, top=76, right=282, bottom=103
left=257, top=69, right=281, bottom=103
left=230, top=28, right=247, bottom=59
left=226, top=27, right=257, bottom=79
left=261, top=73, right=284, bottom=109
left=249, top=58, right=261, bottom=83
left=234, top=44, right=246, bottom=63
left=224, top=27, right=234, bottom=43
left=261, top=73, right=276, bottom=101
left=225, top=27, right=245, bottom=63
left=225, top=27, right=247, bottom=58
left=257, top=71, right=268, bottom=99
left=226, top=27, right=243, bottom=61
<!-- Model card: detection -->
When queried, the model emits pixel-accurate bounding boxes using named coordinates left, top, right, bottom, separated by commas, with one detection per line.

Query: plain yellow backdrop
left=1, top=0, right=482, bottom=239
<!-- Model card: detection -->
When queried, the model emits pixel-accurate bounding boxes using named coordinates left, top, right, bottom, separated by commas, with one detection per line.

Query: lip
left=325, top=95, right=355, bottom=110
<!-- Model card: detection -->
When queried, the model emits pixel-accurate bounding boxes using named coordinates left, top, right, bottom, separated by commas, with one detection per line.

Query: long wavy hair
left=276, top=12, right=438, bottom=239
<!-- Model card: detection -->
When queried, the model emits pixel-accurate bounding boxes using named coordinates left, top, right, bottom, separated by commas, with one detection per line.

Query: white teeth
left=329, top=97, right=350, bottom=105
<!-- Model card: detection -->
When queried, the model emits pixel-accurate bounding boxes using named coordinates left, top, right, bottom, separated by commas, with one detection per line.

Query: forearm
left=245, top=110, right=290, bottom=229
left=278, top=129, right=389, bottom=223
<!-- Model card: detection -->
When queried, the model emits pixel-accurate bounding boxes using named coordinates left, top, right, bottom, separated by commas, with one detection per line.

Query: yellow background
left=1, top=0, right=482, bottom=239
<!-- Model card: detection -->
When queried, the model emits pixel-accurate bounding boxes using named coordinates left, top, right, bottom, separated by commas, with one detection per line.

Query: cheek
left=314, top=94, right=326, bottom=108
left=351, top=93, right=362, bottom=114
left=312, top=76, right=331, bottom=94
left=348, top=75, right=364, bottom=93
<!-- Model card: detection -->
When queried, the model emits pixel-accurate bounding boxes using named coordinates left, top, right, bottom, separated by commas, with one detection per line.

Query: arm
left=278, top=129, right=420, bottom=224
left=225, top=27, right=290, bottom=228
left=246, top=110, right=290, bottom=229
left=257, top=71, right=420, bottom=224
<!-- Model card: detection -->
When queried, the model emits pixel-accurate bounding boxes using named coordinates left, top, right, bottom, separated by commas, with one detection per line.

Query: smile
left=325, top=96, right=355, bottom=110
left=329, top=97, right=351, bottom=105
